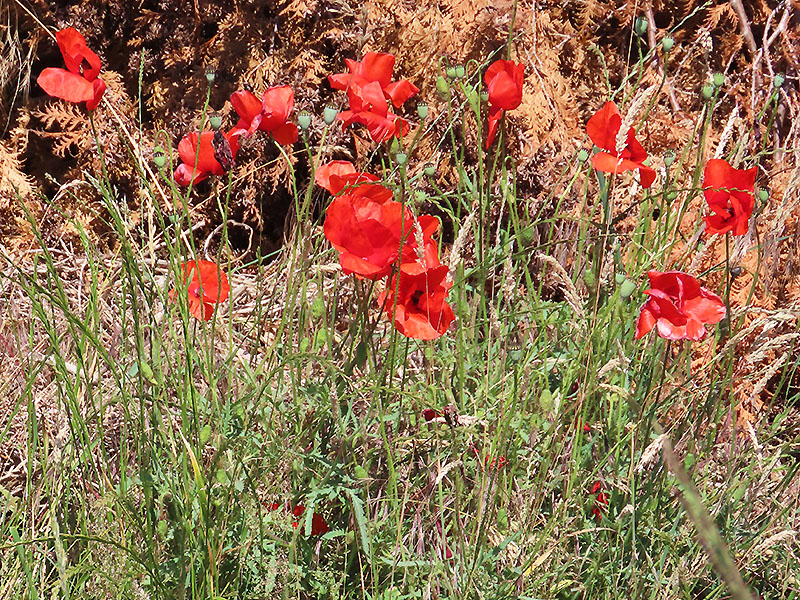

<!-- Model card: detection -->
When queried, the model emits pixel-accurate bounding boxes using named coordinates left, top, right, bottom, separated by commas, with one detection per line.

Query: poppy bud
left=389, top=137, right=400, bottom=154
left=712, top=72, right=724, bottom=88
left=620, top=279, right=637, bottom=299
left=583, top=269, right=596, bottom=289
left=479, top=89, right=489, bottom=103
left=701, top=84, right=714, bottom=100
left=519, top=225, right=535, bottom=247
left=445, top=65, right=457, bottom=79
left=664, top=150, right=676, bottom=167
left=209, top=115, right=223, bottom=131
left=205, top=68, right=216, bottom=84
left=615, top=272, right=626, bottom=284
left=634, top=17, right=648, bottom=37
left=454, top=64, right=465, bottom=79
left=298, top=111, right=311, bottom=131
left=730, top=266, right=742, bottom=279
left=577, top=149, right=590, bottom=163
left=310, top=296, right=325, bottom=320
left=424, top=162, right=436, bottom=177
left=665, top=190, right=677, bottom=201
left=661, top=37, right=674, bottom=52
left=394, top=151, right=407, bottom=166
left=436, top=75, right=451, bottom=100
left=153, top=146, right=166, bottom=169
left=323, top=105, right=338, bottom=125
left=774, top=73, right=785, bottom=88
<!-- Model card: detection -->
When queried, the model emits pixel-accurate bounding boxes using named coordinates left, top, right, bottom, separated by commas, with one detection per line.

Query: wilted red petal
left=56, top=27, right=101, bottom=81
left=37, top=68, right=95, bottom=103
left=485, top=105, right=504, bottom=149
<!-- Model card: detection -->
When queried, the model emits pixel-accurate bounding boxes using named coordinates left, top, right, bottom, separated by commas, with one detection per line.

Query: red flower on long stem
left=702, top=159, right=757, bottom=236
left=269, top=502, right=329, bottom=536
left=634, top=271, right=726, bottom=341
left=170, top=260, right=230, bottom=321
left=315, top=160, right=392, bottom=202
left=590, top=481, right=608, bottom=523
left=328, top=52, right=419, bottom=108
left=484, top=59, right=525, bottom=148
left=586, top=101, right=656, bottom=188
left=173, top=129, right=240, bottom=186
left=37, top=27, right=106, bottom=111
left=379, top=263, right=455, bottom=340
left=230, top=86, right=298, bottom=144
left=338, top=80, right=410, bottom=143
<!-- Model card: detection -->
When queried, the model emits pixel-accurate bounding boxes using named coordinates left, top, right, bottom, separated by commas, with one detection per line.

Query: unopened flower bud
left=577, top=149, right=590, bottom=163
left=297, top=111, right=311, bottom=131
left=209, top=115, right=222, bottom=130
left=620, top=279, right=637, bottom=299
left=702, top=84, right=714, bottom=100
left=424, top=162, right=436, bottom=177
left=661, top=37, right=674, bottom=52
left=712, top=72, right=724, bottom=88
left=416, top=103, right=428, bottom=120
left=665, top=190, right=678, bottom=201
left=205, top=69, right=216, bottom=85
left=436, top=75, right=451, bottom=100
left=664, top=150, right=676, bottom=167
left=454, top=64, right=465, bottom=79
left=634, top=17, right=648, bottom=37
left=323, top=105, right=338, bottom=125
left=394, top=151, right=407, bottom=166
left=774, top=73, right=785, bottom=89
left=153, top=146, right=166, bottom=169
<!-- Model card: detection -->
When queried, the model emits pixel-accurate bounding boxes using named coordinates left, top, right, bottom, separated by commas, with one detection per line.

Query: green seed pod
left=436, top=75, right=451, bottom=100
left=310, top=296, right=325, bottom=320
left=209, top=115, right=223, bottom=131
left=479, top=89, right=489, bottom=103
left=313, top=329, right=327, bottom=350
left=323, top=105, right=338, bottom=125
left=153, top=146, right=167, bottom=169
left=577, top=149, right=590, bottom=163
left=416, top=102, right=428, bottom=120
left=666, top=190, right=678, bottom=201
left=712, top=72, right=724, bottom=88
left=395, top=151, right=407, bottom=166
left=454, top=64, right=465, bottom=79
left=664, top=150, right=676, bottom=167
left=702, top=84, right=714, bottom=100
left=661, top=36, right=674, bottom=52
left=297, top=111, right=311, bottom=131
left=634, top=16, right=648, bottom=37
left=620, top=279, right=637, bottom=299
left=758, top=188, right=769, bottom=202
left=205, top=69, right=216, bottom=84
left=583, top=269, right=596, bottom=289
left=774, top=73, right=785, bottom=88
left=445, top=65, right=457, bottom=80
left=424, top=162, right=436, bottom=177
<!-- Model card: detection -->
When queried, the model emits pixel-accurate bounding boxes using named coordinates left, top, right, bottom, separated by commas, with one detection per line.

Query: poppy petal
left=37, top=68, right=94, bottom=103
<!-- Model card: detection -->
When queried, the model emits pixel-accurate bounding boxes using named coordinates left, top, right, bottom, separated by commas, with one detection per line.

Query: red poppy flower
left=338, top=80, right=410, bottom=143
left=702, top=159, right=757, bottom=236
left=422, top=408, right=442, bottom=422
left=173, top=129, right=240, bottom=186
left=586, top=101, right=656, bottom=188
left=484, top=59, right=525, bottom=148
left=379, top=264, right=455, bottom=340
left=323, top=189, right=418, bottom=279
left=37, top=27, right=106, bottom=111
left=169, top=260, right=230, bottom=321
left=230, top=86, right=298, bottom=144
left=485, top=455, right=508, bottom=470
left=328, top=52, right=419, bottom=108
left=314, top=160, right=392, bottom=202
left=269, top=502, right=329, bottom=536
left=634, top=271, right=726, bottom=341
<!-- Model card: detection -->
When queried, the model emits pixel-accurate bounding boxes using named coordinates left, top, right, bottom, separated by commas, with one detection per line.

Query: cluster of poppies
left=316, top=160, right=455, bottom=339
left=586, top=100, right=758, bottom=341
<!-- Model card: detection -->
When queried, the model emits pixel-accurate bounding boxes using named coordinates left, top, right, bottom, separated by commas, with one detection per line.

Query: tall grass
left=1, top=21, right=799, bottom=600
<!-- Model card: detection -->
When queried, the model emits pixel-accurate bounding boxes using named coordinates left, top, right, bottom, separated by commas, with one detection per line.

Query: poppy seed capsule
left=730, top=266, right=742, bottom=279
left=702, top=84, right=714, bottom=100
left=479, top=89, right=489, bottom=103
left=424, top=163, right=436, bottom=177
left=297, top=111, right=311, bottom=131
left=634, top=17, right=648, bottom=37
left=153, top=145, right=166, bottom=169
left=323, top=105, right=338, bottom=125
left=416, top=103, right=428, bottom=120
left=664, top=150, right=676, bottom=167
left=205, top=69, right=215, bottom=84
left=662, top=37, right=674, bottom=52
left=774, top=73, right=785, bottom=88
left=445, top=65, right=457, bottom=79
left=394, top=151, right=407, bottom=166
left=712, top=72, right=724, bottom=88
left=620, top=279, right=637, bottom=299
left=454, top=64, right=465, bottom=79
left=209, top=115, right=222, bottom=131
left=758, top=188, right=769, bottom=203
left=577, top=149, right=589, bottom=163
